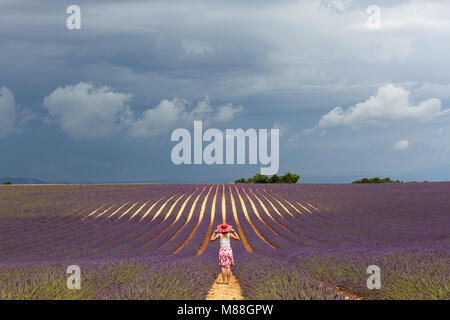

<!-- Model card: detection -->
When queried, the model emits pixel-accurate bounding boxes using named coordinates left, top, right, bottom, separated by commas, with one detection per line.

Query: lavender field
left=0, top=183, right=449, bottom=300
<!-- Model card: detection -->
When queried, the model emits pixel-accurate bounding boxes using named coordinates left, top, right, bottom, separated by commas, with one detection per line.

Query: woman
left=210, top=223, right=240, bottom=284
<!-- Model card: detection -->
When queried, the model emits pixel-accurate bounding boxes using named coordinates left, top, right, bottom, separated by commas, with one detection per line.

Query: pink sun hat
left=216, top=223, right=233, bottom=233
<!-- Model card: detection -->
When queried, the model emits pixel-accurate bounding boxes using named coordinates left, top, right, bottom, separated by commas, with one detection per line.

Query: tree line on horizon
left=235, top=172, right=300, bottom=184
left=352, top=177, right=403, bottom=184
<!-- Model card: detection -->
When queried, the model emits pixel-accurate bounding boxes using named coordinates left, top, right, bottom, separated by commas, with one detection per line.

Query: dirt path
left=336, top=286, right=364, bottom=300
left=206, top=274, right=244, bottom=300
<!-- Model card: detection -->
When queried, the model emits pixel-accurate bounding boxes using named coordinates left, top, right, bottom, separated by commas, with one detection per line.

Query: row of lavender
left=234, top=245, right=449, bottom=300
left=3, top=183, right=448, bottom=261
left=1, top=247, right=446, bottom=300
left=0, top=182, right=448, bottom=299
left=0, top=183, right=448, bottom=259
left=0, top=184, right=305, bottom=261
left=0, top=255, right=217, bottom=300
left=234, top=182, right=450, bottom=299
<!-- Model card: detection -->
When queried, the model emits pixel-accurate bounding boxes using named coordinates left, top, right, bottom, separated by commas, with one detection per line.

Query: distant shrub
left=250, top=173, right=270, bottom=184
left=269, top=174, right=279, bottom=183
left=235, top=172, right=300, bottom=184
left=352, top=177, right=403, bottom=184
left=2, top=181, right=12, bottom=185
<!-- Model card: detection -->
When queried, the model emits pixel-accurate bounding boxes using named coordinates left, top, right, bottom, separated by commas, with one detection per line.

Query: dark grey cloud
left=1, top=0, right=450, bottom=182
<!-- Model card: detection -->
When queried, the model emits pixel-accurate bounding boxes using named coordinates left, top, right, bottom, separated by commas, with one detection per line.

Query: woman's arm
left=229, top=229, right=240, bottom=241
left=210, top=231, right=220, bottom=241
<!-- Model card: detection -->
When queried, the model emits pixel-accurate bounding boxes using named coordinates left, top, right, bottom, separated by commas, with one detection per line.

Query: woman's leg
left=221, top=267, right=227, bottom=283
left=226, top=266, right=231, bottom=283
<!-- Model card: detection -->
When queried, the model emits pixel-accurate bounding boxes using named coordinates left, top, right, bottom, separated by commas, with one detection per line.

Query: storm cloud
left=1, top=0, right=450, bottom=182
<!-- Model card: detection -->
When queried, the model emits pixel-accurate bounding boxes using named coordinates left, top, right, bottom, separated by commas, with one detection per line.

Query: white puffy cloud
left=0, top=86, right=35, bottom=138
left=129, top=96, right=243, bottom=137
left=308, top=84, right=450, bottom=133
left=129, top=98, right=187, bottom=138
left=44, top=82, right=243, bottom=139
left=393, top=139, right=409, bottom=151
left=43, top=82, right=133, bottom=138
left=214, top=103, right=244, bottom=123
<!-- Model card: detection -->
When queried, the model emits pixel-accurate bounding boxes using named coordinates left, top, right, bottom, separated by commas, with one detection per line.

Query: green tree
left=235, top=172, right=300, bottom=184
left=352, top=177, right=403, bottom=184
left=269, top=174, right=280, bottom=183
left=280, top=172, right=300, bottom=184
left=290, top=174, right=300, bottom=183
left=251, top=173, right=269, bottom=184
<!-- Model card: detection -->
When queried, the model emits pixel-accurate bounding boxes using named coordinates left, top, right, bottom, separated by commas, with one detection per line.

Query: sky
left=1, top=0, right=450, bottom=183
